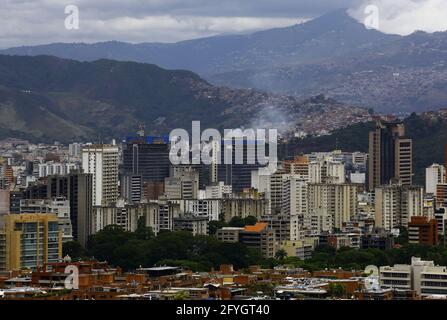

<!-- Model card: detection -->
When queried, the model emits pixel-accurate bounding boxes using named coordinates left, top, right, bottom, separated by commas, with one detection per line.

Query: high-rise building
left=121, top=174, right=143, bottom=204
left=375, top=182, right=424, bottom=231
left=217, top=140, right=267, bottom=193
left=164, top=166, right=199, bottom=200
left=281, top=175, right=308, bottom=216
left=408, top=216, right=438, bottom=246
left=284, top=156, right=309, bottom=180
left=0, top=213, right=62, bottom=271
left=19, top=197, right=73, bottom=243
left=307, top=183, right=360, bottom=230
left=82, top=144, right=119, bottom=206
left=368, top=120, right=413, bottom=190
left=309, top=160, right=345, bottom=184
left=426, top=164, right=445, bottom=195
left=436, top=184, right=447, bottom=209
left=122, top=136, right=171, bottom=183
left=46, top=173, right=93, bottom=248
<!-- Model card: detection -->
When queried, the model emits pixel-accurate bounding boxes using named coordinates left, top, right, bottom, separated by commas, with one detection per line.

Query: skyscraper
left=122, top=136, right=171, bottom=183
left=46, top=172, right=93, bottom=248
left=368, top=120, right=413, bottom=190
left=82, top=144, right=119, bottom=206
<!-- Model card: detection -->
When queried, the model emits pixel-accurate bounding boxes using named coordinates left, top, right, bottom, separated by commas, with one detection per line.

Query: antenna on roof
left=137, top=123, right=145, bottom=137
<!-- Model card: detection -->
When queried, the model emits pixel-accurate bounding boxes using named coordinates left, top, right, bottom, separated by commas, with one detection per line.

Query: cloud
left=349, top=0, right=447, bottom=35
left=0, top=0, right=446, bottom=48
left=0, top=0, right=354, bottom=47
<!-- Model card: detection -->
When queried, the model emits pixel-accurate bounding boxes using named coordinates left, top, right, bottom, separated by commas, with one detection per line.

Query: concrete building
left=121, top=174, right=143, bottom=204
left=368, top=120, right=413, bottom=190
left=381, top=257, right=447, bottom=297
left=19, top=197, right=73, bottom=243
left=82, top=144, right=119, bottom=206
left=307, top=183, right=360, bottom=229
left=0, top=214, right=62, bottom=271
left=204, top=182, right=232, bottom=199
left=216, top=227, right=243, bottom=243
left=426, top=164, right=446, bottom=195
left=238, top=223, right=275, bottom=259
left=261, top=214, right=303, bottom=242
left=173, top=214, right=209, bottom=236
left=92, top=200, right=160, bottom=235
left=221, top=197, right=267, bottom=222
left=281, top=175, right=308, bottom=216
left=375, top=182, right=424, bottom=231
left=408, top=216, right=438, bottom=246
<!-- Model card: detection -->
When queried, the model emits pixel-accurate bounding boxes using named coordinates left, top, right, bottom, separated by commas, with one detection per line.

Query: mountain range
left=0, top=55, right=370, bottom=143
left=1, top=10, right=398, bottom=76
left=4, top=9, right=447, bottom=113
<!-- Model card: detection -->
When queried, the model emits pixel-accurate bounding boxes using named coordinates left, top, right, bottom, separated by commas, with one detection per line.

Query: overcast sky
left=1, top=0, right=447, bottom=48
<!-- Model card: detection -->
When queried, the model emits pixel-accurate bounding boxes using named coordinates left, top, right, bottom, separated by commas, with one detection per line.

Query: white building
left=426, top=164, right=446, bottom=195
left=375, top=183, right=424, bottom=231
left=281, top=175, right=308, bottom=216
left=380, top=257, right=447, bottom=297
left=204, top=182, right=232, bottom=199
left=82, top=144, right=119, bottom=206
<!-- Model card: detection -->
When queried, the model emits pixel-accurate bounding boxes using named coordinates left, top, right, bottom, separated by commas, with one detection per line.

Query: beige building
left=375, top=182, right=424, bottom=231
left=0, top=214, right=62, bottom=271
left=308, top=183, right=360, bottom=229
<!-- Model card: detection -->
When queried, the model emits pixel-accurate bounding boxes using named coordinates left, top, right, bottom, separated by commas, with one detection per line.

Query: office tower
left=368, top=120, right=413, bottom=190
left=121, top=174, right=143, bottom=204
left=307, top=183, right=360, bottom=230
left=375, top=182, right=424, bottom=231
left=47, top=173, right=93, bottom=248
left=122, top=135, right=171, bottom=183
left=0, top=213, right=62, bottom=271
left=426, top=164, right=445, bottom=195
left=82, top=144, right=119, bottom=206
left=281, top=175, right=308, bottom=216
left=68, top=173, right=93, bottom=248
left=217, top=139, right=267, bottom=193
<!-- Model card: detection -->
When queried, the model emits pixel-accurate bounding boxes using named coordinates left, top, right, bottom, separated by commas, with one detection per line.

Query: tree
left=62, top=241, right=85, bottom=260
left=135, top=216, right=155, bottom=240
left=328, top=283, right=347, bottom=298
left=208, top=220, right=228, bottom=235
left=275, top=249, right=287, bottom=261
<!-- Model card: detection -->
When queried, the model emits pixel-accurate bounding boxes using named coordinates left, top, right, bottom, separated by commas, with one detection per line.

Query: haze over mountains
left=3, top=9, right=447, bottom=114
left=0, top=55, right=371, bottom=142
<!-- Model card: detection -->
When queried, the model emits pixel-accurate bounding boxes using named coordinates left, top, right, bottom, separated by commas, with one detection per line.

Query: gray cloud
left=0, top=0, right=445, bottom=48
